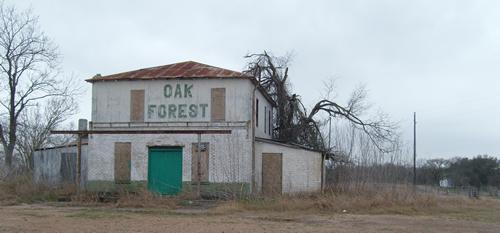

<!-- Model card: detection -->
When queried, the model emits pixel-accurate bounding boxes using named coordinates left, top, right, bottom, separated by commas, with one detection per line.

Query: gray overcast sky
left=11, top=0, right=500, bottom=159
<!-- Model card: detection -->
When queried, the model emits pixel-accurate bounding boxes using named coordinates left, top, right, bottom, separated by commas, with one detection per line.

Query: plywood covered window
left=262, top=153, right=282, bottom=195
left=130, top=90, right=145, bottom=122
left=114, top=142, right=131, bottom=184
left=191, top=143, right=209, bottom=183
left=211, top=88, right=226, bottom=122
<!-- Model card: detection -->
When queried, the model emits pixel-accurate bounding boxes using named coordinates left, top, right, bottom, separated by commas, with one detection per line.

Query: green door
left=148, top=147, right=183, bottom=195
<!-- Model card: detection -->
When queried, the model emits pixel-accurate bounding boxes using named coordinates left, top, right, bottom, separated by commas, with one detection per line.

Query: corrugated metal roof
left=86, top=61, right=251, bottom=83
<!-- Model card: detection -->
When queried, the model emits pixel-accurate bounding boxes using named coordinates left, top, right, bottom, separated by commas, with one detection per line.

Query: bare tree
left=244, top=51, right=398, bottom=153
left=0, top=2, right=73, bottom=169
left=16, top=97, right=77, bottom=170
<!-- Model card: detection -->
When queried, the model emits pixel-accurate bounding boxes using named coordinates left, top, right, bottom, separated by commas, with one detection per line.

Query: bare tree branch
left=16, top=97, right=77, bottom=170
left=244, top=51, right=399, bottom=155
left=0, top=2, right=78, bottom=170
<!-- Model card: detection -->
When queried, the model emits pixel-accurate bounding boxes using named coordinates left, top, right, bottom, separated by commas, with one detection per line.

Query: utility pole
left=413, top=112, right=417, bottom=186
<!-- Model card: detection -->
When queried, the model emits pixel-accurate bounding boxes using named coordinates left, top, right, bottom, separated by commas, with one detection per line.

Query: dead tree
left=245, top=51, right=398, bottom=154
left=0, top=2, right=73, bottom=170
left=15, top=97, right=77, bottom=170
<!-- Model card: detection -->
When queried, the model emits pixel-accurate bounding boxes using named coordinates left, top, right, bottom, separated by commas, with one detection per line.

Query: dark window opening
left=256, top=98, right=259, bottom=127
left=268, top=109, right=272, bottom=136
left=264, top=106, right=267, bottom=133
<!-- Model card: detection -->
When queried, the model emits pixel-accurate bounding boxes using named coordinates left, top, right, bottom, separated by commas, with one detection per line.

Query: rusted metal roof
left=86, top=61, right=251, bottom=83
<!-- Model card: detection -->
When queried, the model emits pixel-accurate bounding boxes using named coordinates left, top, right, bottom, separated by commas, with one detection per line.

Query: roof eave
left=85, top=75, right=252, bottom=83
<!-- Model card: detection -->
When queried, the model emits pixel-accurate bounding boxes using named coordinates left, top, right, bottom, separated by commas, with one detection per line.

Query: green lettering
left=147, top=105, right=157, bottom=119
left=178, top=104, right=187, bottom=118
left=168, top=104, right=177, bottom=118
left=199, top=104, right=208, bottom=118
left=184, top=84, right=193, bottom=98
left=174, top=84, right=182, bottom=98
left=158, top=104, right=166, bottom=118
left=189, top=104, right=198, bottom=118
left=164, top=84, right=172, bottom=98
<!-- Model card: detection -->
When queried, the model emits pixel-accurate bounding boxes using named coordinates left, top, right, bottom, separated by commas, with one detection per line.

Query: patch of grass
left=66, top=209, right=129, bottom=220
left=434, top=197, right=500, bottom=223
left=256, top=216, right=298, bottom=222
left=15, top=211, right=50, bottom=218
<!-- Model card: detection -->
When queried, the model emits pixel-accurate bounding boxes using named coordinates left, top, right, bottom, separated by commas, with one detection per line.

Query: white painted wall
left=87, top=129, right=252, bottom=183
left=254, top=89, right=274, bottom=139
left=255, top=140, right=322, bottom=193
left=87, top=77, right=281, bottom=191
left=92, top=79, right=254, bottom=123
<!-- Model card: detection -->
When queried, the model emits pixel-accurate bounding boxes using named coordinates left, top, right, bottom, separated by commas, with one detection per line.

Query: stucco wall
left=85, top=77, right=278, bottom=191
left=87, top=128, right=251, bottom=184
left=255, top=140, right=322, bottom=193
left=92, top=79, right=253, bottom=122
left=254, top=89, right=274, bottom=139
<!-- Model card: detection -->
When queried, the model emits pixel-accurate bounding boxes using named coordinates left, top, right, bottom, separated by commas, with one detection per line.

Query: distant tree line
left=417, top=155, right=500, bottom=189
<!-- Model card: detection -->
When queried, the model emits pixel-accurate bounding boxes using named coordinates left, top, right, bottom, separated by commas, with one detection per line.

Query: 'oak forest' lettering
left=147, top=83, right=209, bottom=120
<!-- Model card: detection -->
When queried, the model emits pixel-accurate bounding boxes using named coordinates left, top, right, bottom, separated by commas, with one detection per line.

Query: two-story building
left=34, top=61, right=322, bottom=195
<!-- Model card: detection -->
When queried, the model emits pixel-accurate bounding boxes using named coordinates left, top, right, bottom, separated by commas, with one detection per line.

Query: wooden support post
left=76, top=133, right=82, bottom=191
left=197, top=133, right=201, bottom=198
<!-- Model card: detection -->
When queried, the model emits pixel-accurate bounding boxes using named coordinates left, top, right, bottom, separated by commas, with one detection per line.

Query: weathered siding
left=33, top=145, right=88, bottom=186
left=255, top=140, right=322, bottom=193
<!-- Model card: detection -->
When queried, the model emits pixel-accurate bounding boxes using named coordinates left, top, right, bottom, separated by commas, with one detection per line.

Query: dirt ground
left=0, top=203, right=499, bottom=233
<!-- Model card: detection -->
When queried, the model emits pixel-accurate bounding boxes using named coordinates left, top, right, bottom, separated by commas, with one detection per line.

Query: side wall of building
left=254, top=89, right=274, bottom=139
left=255, top=140, right=322, bottom=193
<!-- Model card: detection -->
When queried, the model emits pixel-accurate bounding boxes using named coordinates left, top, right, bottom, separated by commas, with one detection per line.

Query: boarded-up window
left=255, top=98, right=259, bottom=127
left=211, top=88, right=225, bottom=121
left=130, top=90, right=145, bottom=122
left=114, top=142, right=131, bottom=183
left=192, top=143, right=209, bottom=183
left=262, top=153, right=282, bottom=195
left=60, top=153, right=76, bottom=183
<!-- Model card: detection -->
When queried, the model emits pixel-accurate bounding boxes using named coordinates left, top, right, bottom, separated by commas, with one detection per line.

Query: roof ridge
left=87, top=60, right=249, bottom=82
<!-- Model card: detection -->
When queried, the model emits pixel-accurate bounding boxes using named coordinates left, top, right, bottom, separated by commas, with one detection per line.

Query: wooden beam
left=51, top=129, right=232, bottom=135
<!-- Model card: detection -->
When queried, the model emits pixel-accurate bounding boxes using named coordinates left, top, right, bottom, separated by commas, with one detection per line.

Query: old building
left=35, top=61, right=322, bottom=195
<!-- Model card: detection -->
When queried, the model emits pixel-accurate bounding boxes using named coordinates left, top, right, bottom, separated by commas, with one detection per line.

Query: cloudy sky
left=11, top=0, right=500, bottom=159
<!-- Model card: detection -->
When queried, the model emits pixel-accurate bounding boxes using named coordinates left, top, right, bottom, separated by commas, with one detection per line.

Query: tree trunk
left=4, top=144, right=14, bottom=168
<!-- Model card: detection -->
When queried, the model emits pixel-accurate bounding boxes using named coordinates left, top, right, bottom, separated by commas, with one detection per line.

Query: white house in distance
left=34, top=61, right=322, bottom=195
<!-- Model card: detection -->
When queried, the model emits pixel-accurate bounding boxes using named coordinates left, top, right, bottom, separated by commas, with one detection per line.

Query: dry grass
left=3, top=176, right=499, bottom=223
left=0, top=175, right=74, bottom=205
left=215, top=190, right=436, bottom=214
left=70, top=188, right=197, bottom=209
left=214, top=185, right=500, bottom=220
left=0, top=175, right=191, bottom=209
